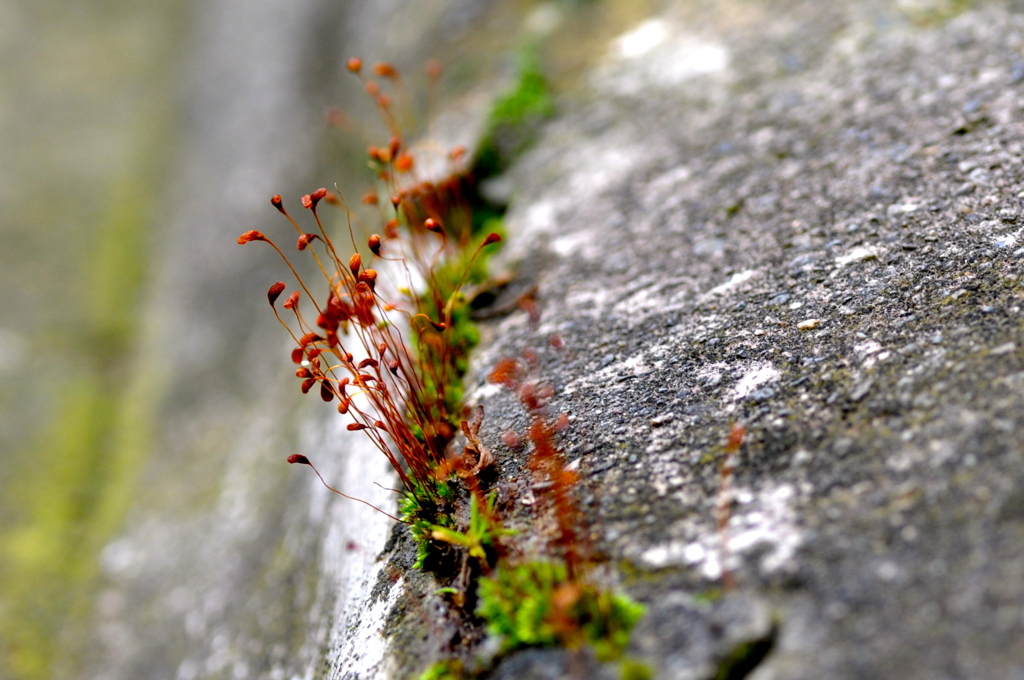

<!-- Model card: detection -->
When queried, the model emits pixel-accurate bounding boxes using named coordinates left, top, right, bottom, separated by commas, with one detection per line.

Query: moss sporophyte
left=239, top=58, right=643, bottom=676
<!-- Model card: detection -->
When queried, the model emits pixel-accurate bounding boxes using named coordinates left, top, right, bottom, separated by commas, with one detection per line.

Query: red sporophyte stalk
left=286, top=454, right=404, bottom=522
left=239, top=58, right=503, bottom=514
left=242, top=193, right=498, bottom=503
left=487, top=349, right=583, bottom=576
left=717, top=423, right=746, bottom=591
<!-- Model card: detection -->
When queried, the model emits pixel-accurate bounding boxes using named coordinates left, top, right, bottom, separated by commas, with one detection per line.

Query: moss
left=399, top=479, right=460, bottom=571
left=419, top=659, right=464, bottom=680
left=413, top=221, right=506, bottom=430
left=392, top=47, right=546, bottom=566
left=477, top=560, right=646, bottom=662
left=897, top=0, right=973, bottom=25
left=694, top=586, right=725, bottom=604
left=473, top=46, right=556, bottom=179
left=619, top=658, right=656, bottom=680
left=429, top=493, right=514, bottom=569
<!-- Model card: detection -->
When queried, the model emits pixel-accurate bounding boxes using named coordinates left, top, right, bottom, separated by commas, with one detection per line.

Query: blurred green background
left=0, top=1, right=182, bottom=677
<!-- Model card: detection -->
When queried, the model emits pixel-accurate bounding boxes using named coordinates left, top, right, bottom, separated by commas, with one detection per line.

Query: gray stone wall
left=474, top=2, right=1024, bottom=677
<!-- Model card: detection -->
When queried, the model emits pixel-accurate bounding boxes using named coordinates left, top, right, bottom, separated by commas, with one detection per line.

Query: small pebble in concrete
left=849, top=378, right=874, bottom=402
left=989, top=342, right=1016, bottom=356
left=649, top=413, right=675, bottom=427
left=798, top=318, right=821, bottom=330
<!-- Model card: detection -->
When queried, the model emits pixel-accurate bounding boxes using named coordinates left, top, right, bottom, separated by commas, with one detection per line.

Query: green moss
left=419, top=659, right=464, bottom=680
left=477, top=560, right=646, bottom=662
left=694, top=587, right=725, bottom=604
left=619, top=658, right=656, bottom=680
left=399, top=479, right=459, bottom=570
left=429, top=493, right=514, bottom=568
left=897, top=0, right=973, bottom=25
left=412, top=219, right=506, bottom=438
left=474, top=46, right=556, bottom=179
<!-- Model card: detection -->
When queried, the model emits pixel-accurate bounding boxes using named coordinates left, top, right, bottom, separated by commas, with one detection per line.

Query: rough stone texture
left=462, top=1, right=1024, bottom=678
left=82, top=1, right=1024, bottom=679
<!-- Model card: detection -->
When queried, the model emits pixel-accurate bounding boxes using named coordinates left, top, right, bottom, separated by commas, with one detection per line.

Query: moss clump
left=399, top=478, right=461, bottom=570
left=413, top=220, right=506, bottom=428
left=428, top=493, right=513, bottom=569
left=898, top=0, right=972, bottom=25
left=619, top=658, right=656, bottom=680
left=419, top=659, right=464, bottom=680
left=477, top=560, right=646, bottom=662
left=474, top=48, right=556, bottom=179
